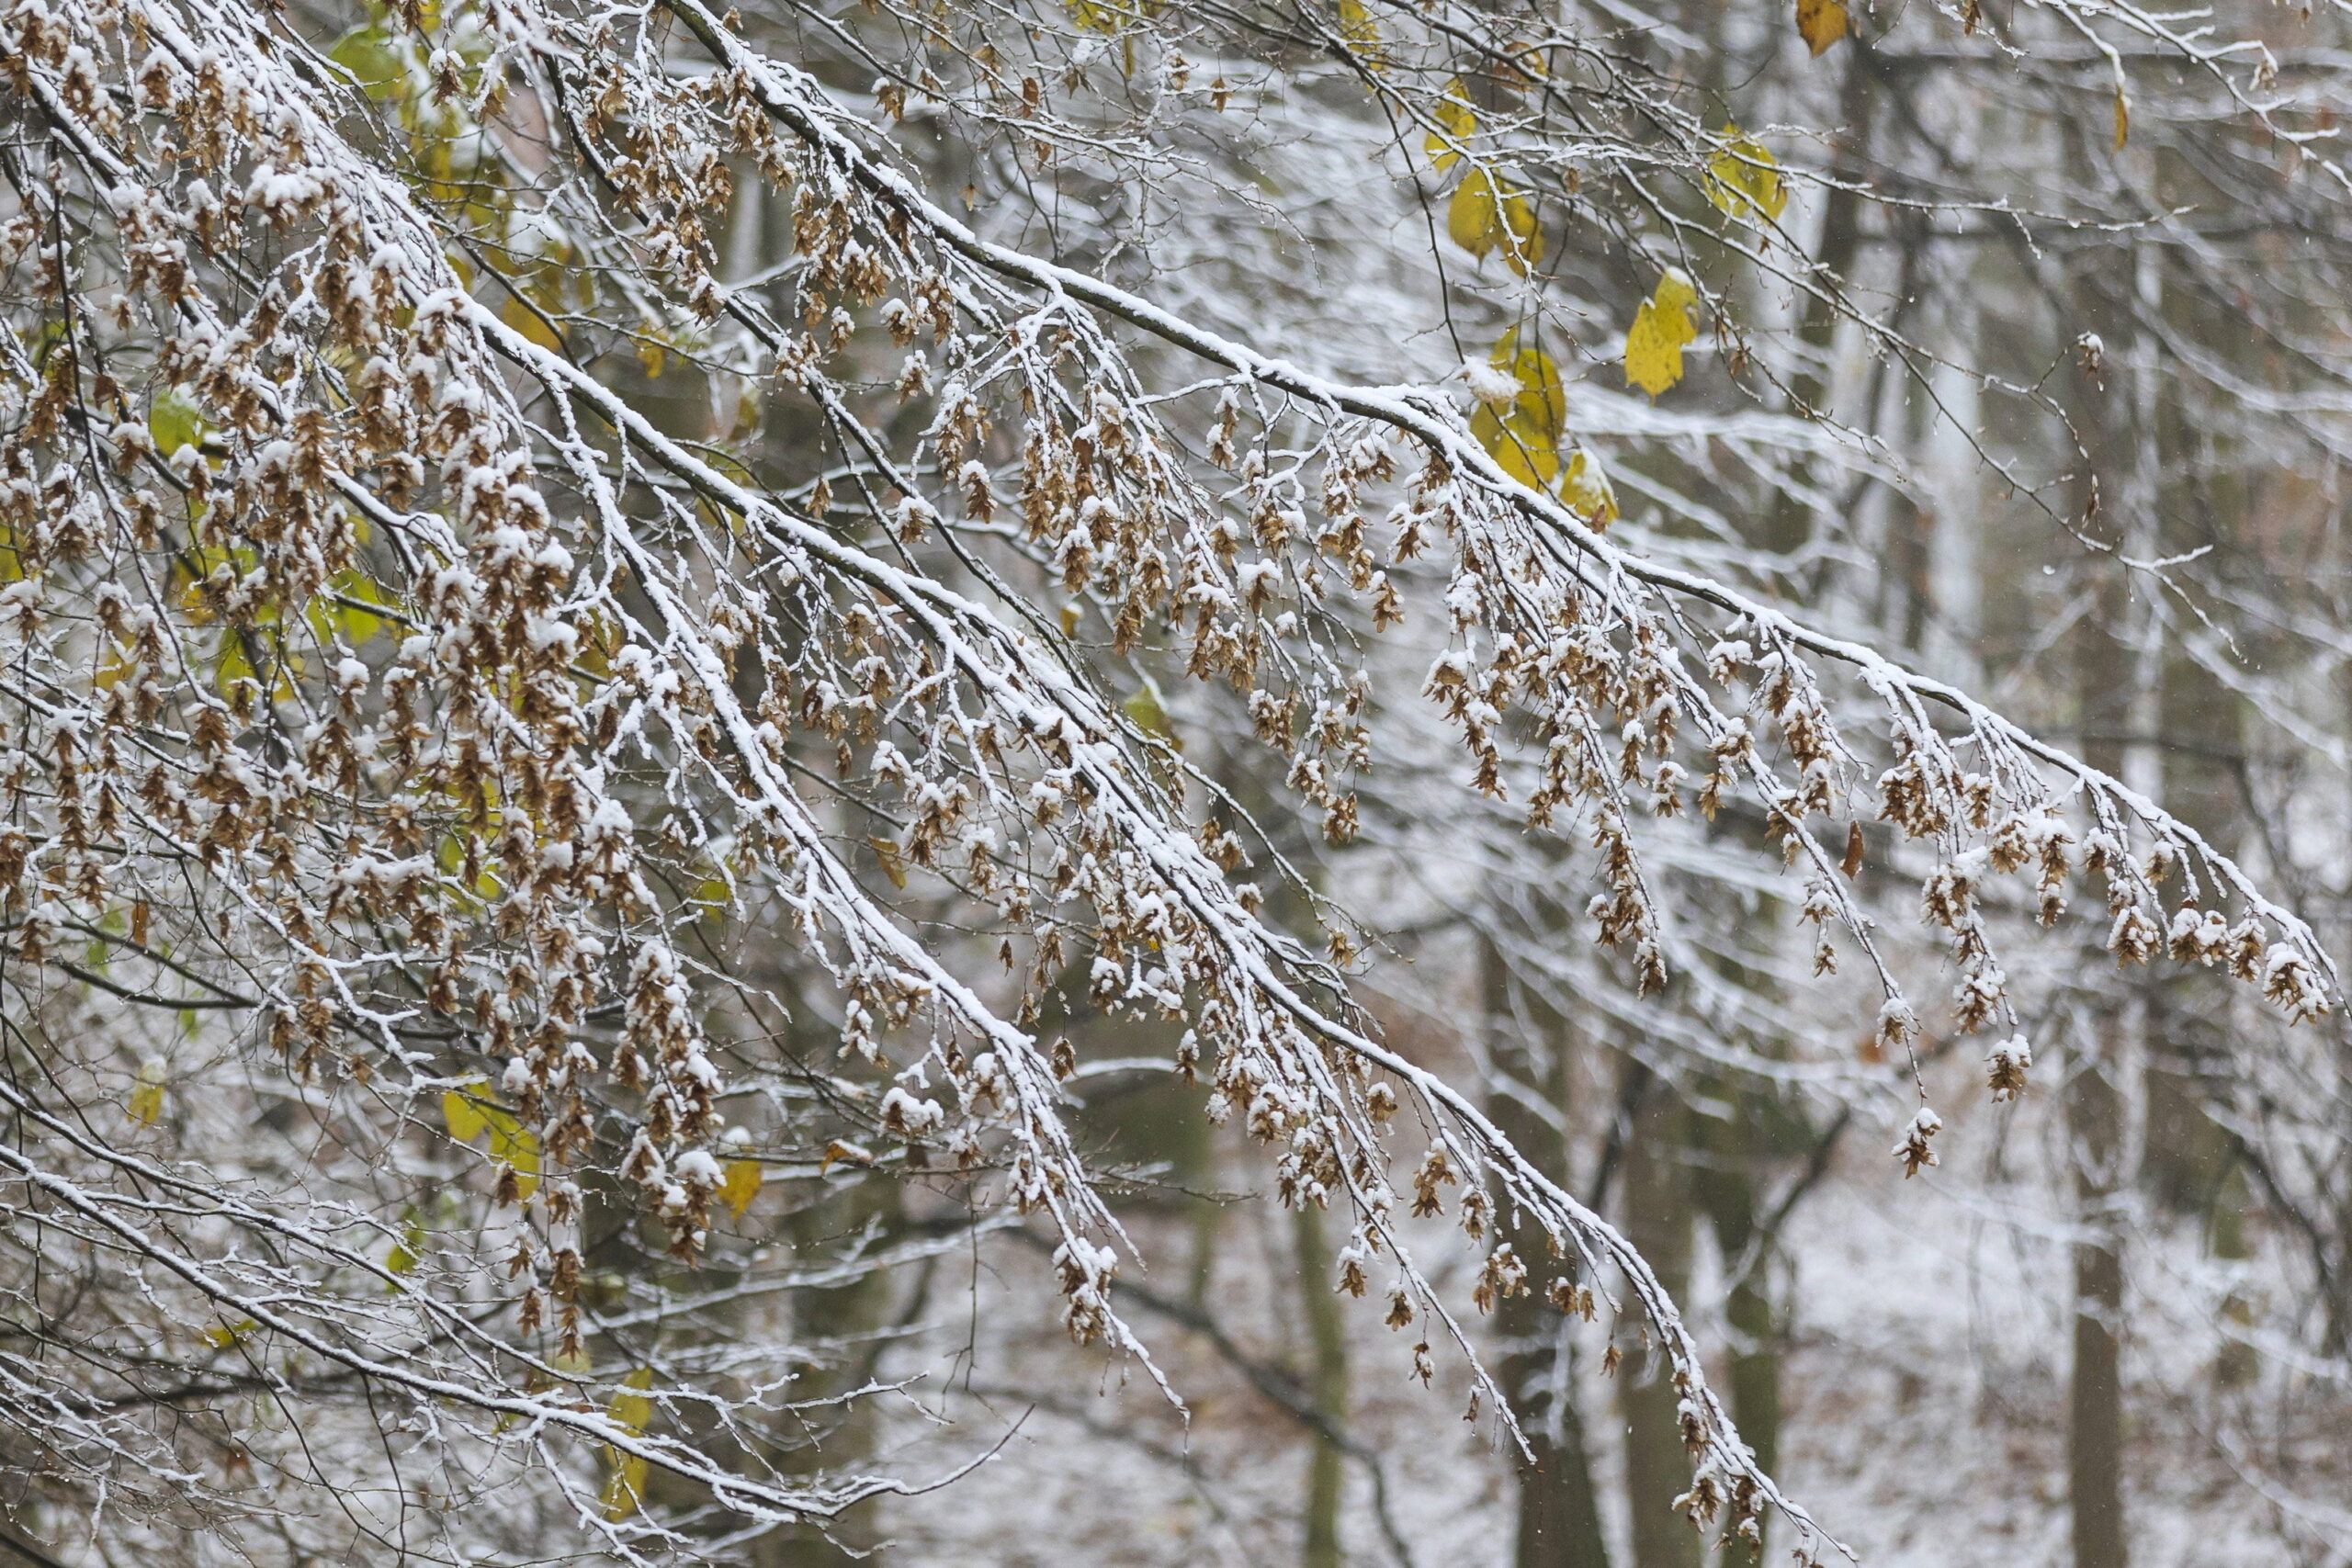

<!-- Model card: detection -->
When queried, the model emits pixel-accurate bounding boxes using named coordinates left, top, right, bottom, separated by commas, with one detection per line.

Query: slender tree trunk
left=1762, top=43, right=1877, bottom=576
left=1694, top=1127, right=1779, bottom=1487
left=2066, top=1039, right=2128, bottom=1568
left=1481, top=935, right=1611, bottom=1568
left=1293, top=1202, right=1349, bottom=1568
left=1619, top=1065, right=1699, bottom=1568
left=2058, top=184, right=2143, bottom=1568
left=760, top=1168, right=903, bottom=1568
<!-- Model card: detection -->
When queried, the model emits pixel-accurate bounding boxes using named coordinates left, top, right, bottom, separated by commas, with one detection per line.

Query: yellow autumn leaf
left=869, top=835, right=909, bottom=889
left=1447, top=169, right=1543, bottom=276
left=385, top=1207, right=427, bottom=1276
left=1624, top=268, right=1701, bottom=398
left=1705, top=129, right=1788, bottom=226
left=95, top=643, right=136, bottom=692
left=127, top=1057, right=167, bottom=1126
left=1796, top=0, right=1847, bottom=54
left=601, top=1368, right=656, bottom=1520
left=499, top=293, right=566, bottom=353
left=602, top=1452, right=648, bottom=1520
left=1122, top=683, right=1181, bottom=749
left=1469, top=328, right=1569, bottom=490
left=1425, top=80, right=1474, bottom=169
left=441, top=1080, right=490, bottom=1142
left=306, top=569, right=399, bottom=646
left=1562, top=447, right=1619, bottom=529
left=718, top=1157, right=763, bottom=1218
left=482, top=1107, right=541, bottom=1201
left=1447, top=172, right=1498, bottom=254
left=1498, top=187, right=1544, bottom=277
left=443, top=1080, right=539, bottom=1199
left=1337, top=0, right=1382, bottom=61
left=213, top=631, right=300, bottom=704
left=609, top=1367, right=655, bottom=1435
left=173, top=541, right=256, bottom=624
left=693, top=870, right=732, bottom=923
left=203, top=1317, right=258, bottom=1349
left=571, top=612, right=620, bottom=678
left=2112, top=86, right=2130, bottom=150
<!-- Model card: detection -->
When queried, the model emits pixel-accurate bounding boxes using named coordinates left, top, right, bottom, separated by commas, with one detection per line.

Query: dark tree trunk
left=1481, top=935, right=1611, bottom=1568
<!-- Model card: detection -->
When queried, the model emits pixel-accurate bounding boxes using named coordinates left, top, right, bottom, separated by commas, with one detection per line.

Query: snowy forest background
left=0, top=0, right=2348, bottom=1563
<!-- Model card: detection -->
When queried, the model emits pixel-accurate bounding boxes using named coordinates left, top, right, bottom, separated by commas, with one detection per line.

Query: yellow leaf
left=483, top=1107, right=541, bottom=1201
left=385, top=1207, right=427, bottom=1276
left=213, top=632, right=297, bottom=703
left=307, top=569, right=398, bottom=646
left=601, top=1368, right=655, bottom=1519
left=693, top=872, right=732, bottom=923
left=572, top=613, right=620, bottom=678
left=1122, top=684, right=1181, bottom=749
left=1447, top=173, right=1498, bottom=255
left=1705, top=130, right=1788, bottom=226
left=203, top=1317, right=257, bottom=1349
left=444, top=1081, right=540, bottom=1199
left=1498, top=187, right=1543, bottom=276
left=1796, top=0, right=1847, bottom=54
left=719, top=1157, right=763, bottom=1218
left=1337, top=0, right=1383, bottom=62
left=2112, top=86, right=2130, bottom=150
left=1424, top=80, right=1474, bottom=170
left=820, top=1139, right=874, bottom=1174
left=1469, top=328, right=1568, bottom=490
left=1624, top=268, right=1701, bottom=398
left=95, top=643, right=136, bottom=692
left=869, top=836, right=908, bottom=889
left=1068, top=0, right=1160, bottom=30
left=609, top=1367, right=655, bottom=1435
left=441, top=1081, right=489, bottom=1142
left=127, top=1057, right=167, bottom=1126
left=602, top=1452, right=648, bottom=1520
left=1447, top=169, right=1543, bottom=275
left=1562, top=447, right=1619, bottom=529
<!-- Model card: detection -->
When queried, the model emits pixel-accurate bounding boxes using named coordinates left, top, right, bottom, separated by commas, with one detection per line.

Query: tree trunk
left=2059, top=179, right=2145, bottom=1568
left=2066, top=1043, right=2128, bottom=1568
left=1694, top=1124, right=1779, bottom=1488
left=1293, top=1202, right=1349, bottom=1568
left=1619, top=1065, right=1699, bottom=1568
left=1482, top=935, right=1611, bottom=1568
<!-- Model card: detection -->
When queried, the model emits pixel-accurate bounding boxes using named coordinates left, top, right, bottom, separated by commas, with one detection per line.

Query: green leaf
left=148, top=387, right=208, bottom=458
left=328, top=23, right=405, bottom=99
left=1122, top=683, right=1181, bottom=749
